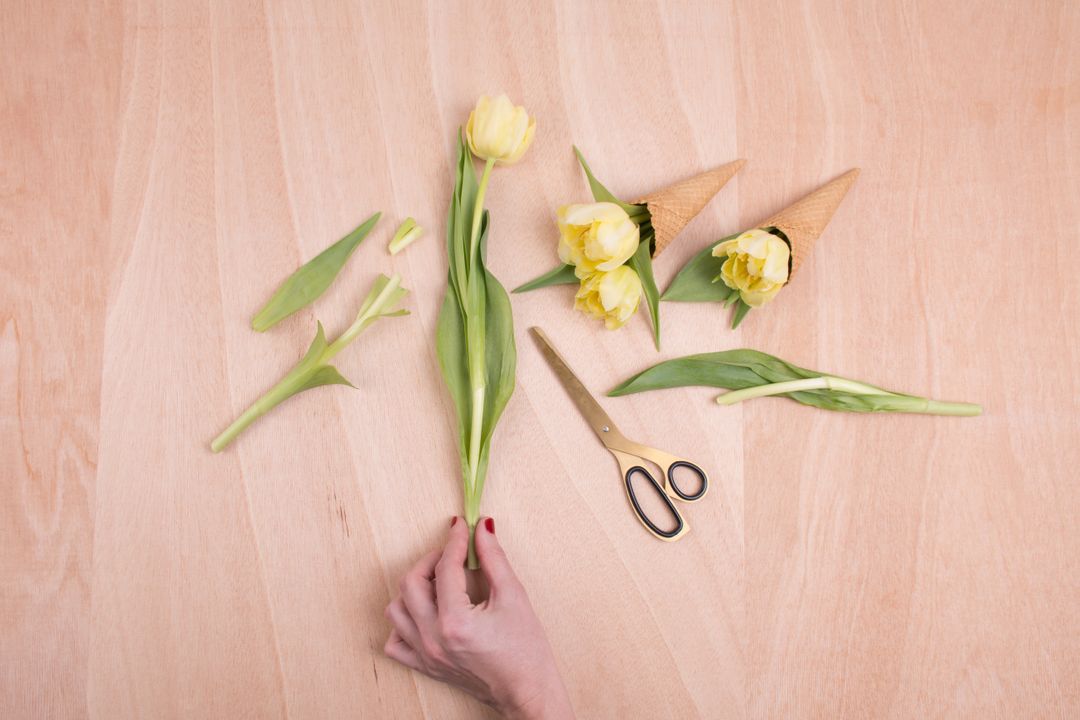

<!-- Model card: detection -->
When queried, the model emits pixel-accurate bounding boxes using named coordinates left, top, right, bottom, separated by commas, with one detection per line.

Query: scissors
left=530, top=327, right=709, bottom=541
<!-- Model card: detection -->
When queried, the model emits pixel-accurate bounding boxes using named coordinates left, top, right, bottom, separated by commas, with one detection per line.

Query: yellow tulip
left=465, top=94, right=535, bottom=165
left=557, top=202, right=641, bottom=279
left=574, top=266, right=643, bottom=330
left=713, top=228, right=790, bottom=307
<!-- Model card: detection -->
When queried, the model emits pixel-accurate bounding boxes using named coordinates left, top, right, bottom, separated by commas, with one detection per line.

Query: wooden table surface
left=3, top=1, right=1078, bottom=718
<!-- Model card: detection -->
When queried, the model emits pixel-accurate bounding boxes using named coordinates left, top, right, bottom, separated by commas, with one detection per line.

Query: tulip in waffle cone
left=761, top=168, right=860, bottom=278
left=636, top=159, right=746, bottom=257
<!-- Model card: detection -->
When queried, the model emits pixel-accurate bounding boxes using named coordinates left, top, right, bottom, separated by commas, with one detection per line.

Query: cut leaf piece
left=251, top=212, right=381, bottom=332
left=389, top=217, right=424, bottom=255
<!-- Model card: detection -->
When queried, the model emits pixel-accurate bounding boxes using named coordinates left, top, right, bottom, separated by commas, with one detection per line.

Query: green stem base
left=466, top=522, right=479, bottom=570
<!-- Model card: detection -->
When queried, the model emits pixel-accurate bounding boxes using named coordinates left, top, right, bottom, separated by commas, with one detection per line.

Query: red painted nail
left=484, top=518, right=495, bottom=534
left=450, top=516, right=458, bottom=527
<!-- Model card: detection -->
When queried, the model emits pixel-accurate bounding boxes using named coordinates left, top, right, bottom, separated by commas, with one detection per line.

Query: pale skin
left=384, top=516, right=575, bottom=720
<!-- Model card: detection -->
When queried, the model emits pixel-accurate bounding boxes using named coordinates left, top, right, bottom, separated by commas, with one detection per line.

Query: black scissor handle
left=624, top=466, right=685, bottom=540
left=667, top=460, right=708, bottom=502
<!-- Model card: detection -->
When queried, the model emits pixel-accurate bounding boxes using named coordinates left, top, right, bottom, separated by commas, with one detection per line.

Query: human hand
left=384, top=517, right=574, bottom=720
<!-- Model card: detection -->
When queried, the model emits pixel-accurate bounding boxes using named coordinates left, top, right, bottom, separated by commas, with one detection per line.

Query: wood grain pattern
left=2, top=1, right=1077, bottom=717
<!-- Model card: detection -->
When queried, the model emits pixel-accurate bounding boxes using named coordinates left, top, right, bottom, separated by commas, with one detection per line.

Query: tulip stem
left=717, top=377, right=891, bottom=404
left=464, top=155, right=496, bottom=570
left=470, top=158, right=496, bottom=263
left=716, top=376, right=982, bottom=416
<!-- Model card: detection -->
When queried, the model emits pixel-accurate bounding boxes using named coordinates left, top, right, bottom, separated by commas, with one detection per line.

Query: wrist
left=498, top=671, right=574, bottom=720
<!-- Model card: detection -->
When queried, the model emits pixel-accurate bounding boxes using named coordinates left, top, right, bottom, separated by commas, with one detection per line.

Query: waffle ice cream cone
left=761, top=168, right=860, bottom=278
left=637, top=159, right=745, bottom=256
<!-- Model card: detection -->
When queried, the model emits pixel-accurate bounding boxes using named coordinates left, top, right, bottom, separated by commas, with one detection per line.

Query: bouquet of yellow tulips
left=664, top=169, right=860, bottom=328
left=516, top=150, right=744, bottom=348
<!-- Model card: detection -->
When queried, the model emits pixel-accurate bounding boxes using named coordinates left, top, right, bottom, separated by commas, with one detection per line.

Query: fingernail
left=450, top=516, right=458, bottom=527
left=484, top=518, right=495, bottom=534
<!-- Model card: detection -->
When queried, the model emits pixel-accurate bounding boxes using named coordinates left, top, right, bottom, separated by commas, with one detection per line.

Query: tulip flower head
left=574, top=265, right=643, bottom=330
left=465, top=94, right=535, bottom=165
left=712, top=228, right=790, bottom=307
left=557, top=202, right=641, bottom=279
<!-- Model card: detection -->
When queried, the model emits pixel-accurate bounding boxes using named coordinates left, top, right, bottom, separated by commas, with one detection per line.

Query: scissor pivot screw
left=602, top=425, right=610, bottom=432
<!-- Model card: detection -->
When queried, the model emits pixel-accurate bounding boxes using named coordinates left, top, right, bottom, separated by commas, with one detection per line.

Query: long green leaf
left=435, top=292, right=471, bottom=471
left=513, top=263, right=578, bottom=293
left=478, top=216, right=517, bottom=452
left=607, top=349, right=981, bottom=415
left=627, top=237, right=662, bottom=349
left=572, top=146, right=642, bottom=216
left=252, top=213, right=381, bottom=331
left=609, top=349, right=814, bottom=396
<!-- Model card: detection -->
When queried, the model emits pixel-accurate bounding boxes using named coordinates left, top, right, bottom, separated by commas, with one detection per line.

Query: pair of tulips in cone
left=516, top=149, right=860, bottom=344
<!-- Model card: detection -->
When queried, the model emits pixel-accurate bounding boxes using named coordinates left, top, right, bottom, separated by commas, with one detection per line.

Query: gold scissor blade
left=529, top=327, right=621, bottom=444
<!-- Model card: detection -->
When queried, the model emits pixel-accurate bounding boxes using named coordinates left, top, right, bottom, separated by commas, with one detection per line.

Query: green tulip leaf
left=513, top=263, right=578, bottom=293
left=731, top=298, right=752, bottom=329
left=627, top=236, right=662, bottom=350
left=572, top=146, right=643, bottom=218
left=607, top=349, right=981, bottom=416
left=252, top=212, right=381, bottom=332
left=661, top=233, right=739, bottom=303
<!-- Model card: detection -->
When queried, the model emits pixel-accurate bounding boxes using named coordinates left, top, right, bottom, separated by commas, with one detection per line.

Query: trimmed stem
left=210, top=366, right=306, bottom=452
left=211, top=274, right=405, bottom=453
left=717, top=376, right=891, bottom=404
left=916, top=399, right=984, bottom=416
left=715, top=376, right=982, bottom=416
left=464, top=509, right=480, bottom=570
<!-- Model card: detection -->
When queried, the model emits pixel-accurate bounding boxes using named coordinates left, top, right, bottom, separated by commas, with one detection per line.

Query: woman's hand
left=384, top=517, right=574, bottom=720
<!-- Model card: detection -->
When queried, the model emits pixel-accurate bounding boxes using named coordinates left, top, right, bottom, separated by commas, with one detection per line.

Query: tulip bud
left=465, top=94, right=536, bottom=165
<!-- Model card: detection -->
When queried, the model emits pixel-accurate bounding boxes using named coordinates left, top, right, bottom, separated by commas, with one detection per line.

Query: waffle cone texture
left=637, top=159, right=745, bottom=256
left=762, top=168, right=860, bottom=278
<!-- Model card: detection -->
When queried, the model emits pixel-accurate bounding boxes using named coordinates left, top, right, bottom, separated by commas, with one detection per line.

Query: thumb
left=435, top=517, right=471, bottom=613
left=473, top=517, right=520, bottom=595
